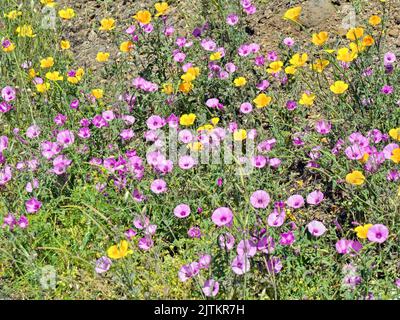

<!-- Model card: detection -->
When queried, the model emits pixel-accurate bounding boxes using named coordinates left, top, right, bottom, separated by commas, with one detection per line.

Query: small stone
left=301, top=0, right=337, bottom=28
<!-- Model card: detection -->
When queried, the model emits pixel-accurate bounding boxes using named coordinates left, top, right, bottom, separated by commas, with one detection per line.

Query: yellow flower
left=92, top=89, right=104, bottom=99
left=60, top=40, right=70, bottom=50
left=187, top=67, right=200, bottom=77
left=133, top=10, right=152, bottom=25
left=285, top=66, right=297, bottom=75
left=299, top=92, right=316, bottom=106
left=46, top=71, right=63, bottom=81
left=369, top=15, right=381, bottom=26
left=99, top=18, right=116, bottom=31
left=349, top=42, right=365, bottom=54
left=2, top=42, right=15, bottom=53
left=233, top=129, right=247, bottom=141
left=67, top=68, right=84, bottom=84
left=180, top=113, right=196, bottom=126
left=187, top=142, right=203, bottom=151
left=234, top=77, right=247, bottom=87
left=96, top=52, right=110, bottom=62
left=36, top=82, right=50, bottom=93
left=210, top=51, right=222, bottom=61
left=330, top=81, right=349, bottom=94
left=58, top=8, right=75, bottom=20
left=312, top=59, right=330, bottom=73
left=40, top=57, right=54, bottom=69
left=179, top=81, right=193, bottom=94
left=290, top=53, right=308, bottom=67
left=283, top=7, right=302, bottom=22
left=4, top=10, right=22, bottom=20
left=389, top=128, right=400, bottom=141
left=41, top=0, right=56, bottom=7
left=197, top=124, right=214, bottom=132
left=211, top=117, right=219, bottom=125
left=362, top=35, right=374, bottom=47
left=155, top=2, right=169, bottom=17
left=345, top=170, right=366, bottom=186
left=162, top=83, right=174, bottom=95
left=28, top=68, right=37, bottom=78
left=354, top=224, right=373, bottom=239
left=346, top=27, right=364, bottom=41
left=359, top=153, right=370, bottom=164
left=391, top=148, right=400, bottom=163
left=253, top=93, right=272, bottom=108
left=267, top=61, right=283, bottom=74
left=181, top=72, right=196, bottom=82
left=16, top=25, right=36, bottom=38
left=107, top=240, right=133, bottom=259
left=120, top=41, right=134, bottom=53
left=311, top=31, right=329, bottom=46
left=337, top=47, right=357, bottom=63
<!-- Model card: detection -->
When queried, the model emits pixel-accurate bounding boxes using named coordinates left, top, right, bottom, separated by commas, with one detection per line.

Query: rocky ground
left=56, top=0, right=400, bottom=69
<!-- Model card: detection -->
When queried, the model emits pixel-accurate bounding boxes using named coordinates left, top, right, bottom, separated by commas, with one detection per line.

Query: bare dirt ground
left=59, top=0, right=400, bottom=67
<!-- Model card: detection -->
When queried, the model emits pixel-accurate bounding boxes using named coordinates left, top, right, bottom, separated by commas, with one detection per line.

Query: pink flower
left=219, top=233, right=235, bottom=250
left=124, top=228, right=137, bottom=240
left=257, top=236, right=275, bottom=253
left=367, top=224, right=389, bottom=243
left=102, top=110, right=115, bottom=122
left=267, top=210, right=285, bottom=227
left=178, top=262, right=200, bottom=282
left=335, top=239, right=363, bottom=254
left=315, top=120, right=332, bottom=135
left=26, top=125, right=41, bottom=139
left=225, top=62, right=236, bottom=73
left=383, top=143, right=399, bottom=159
left=188, top=226, right=201, bottom=238
left=286, top=195, right=304, bottom=209
left=206, top=98, right=221, bottom=109
left=269, top=158, right=281, bottom=169
left=138, top=236, right=154, bottom=250
left=279, top=231, right=295, bottom=246
left=150, top=179, right=167, bottom=194
left=283, top=37, right=295, bottom=47
left=1, top=86, right=16, bottom=102
left=95, top=256, right=112, bottom=274
left=0, top=166, right=12, bottom=186
left=174, top=203, right=191, bottom=218
left=17, top=215, right=29, bottom=229
left=56, top=130, right=75, bottom=148
left=212, top=207, right=233, bottom=227
left=202, top=279, right=219, bottom=297
left=266, top=257, right=282, bottom=274
left=198, top=254, right=211, bottom=269
left=384, top=52, right=396, bottom=65
left=0, top=136, right=8, bottom=152
left=251, top=155, right=267, bottom=168
left=146, top=115, right=165, bottom=130
left=120, top=129, right=134, bottom=140
left=25, top=197, right=42, bottom=214
left=133, top=216, right=150, bottom=229
left=307, top=220, right=326, bottom=237
left=239, top=102, right=253, bottom=114
left=201, top=39, right=216, bottom=51
left=178, top=155, right=196, bottom=170
left=306, top=190, right=324, bottom=205
left=237, top=239, right=257, bottom=257
left=54, top=113, right=67, bottom=126
left=250, top=190, right=270, bottom=209
left=178, top=129, right=193, bottom=143
left=231, top=255, right=250, bottom=275
left=226, top=13, right=239, bottom=26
